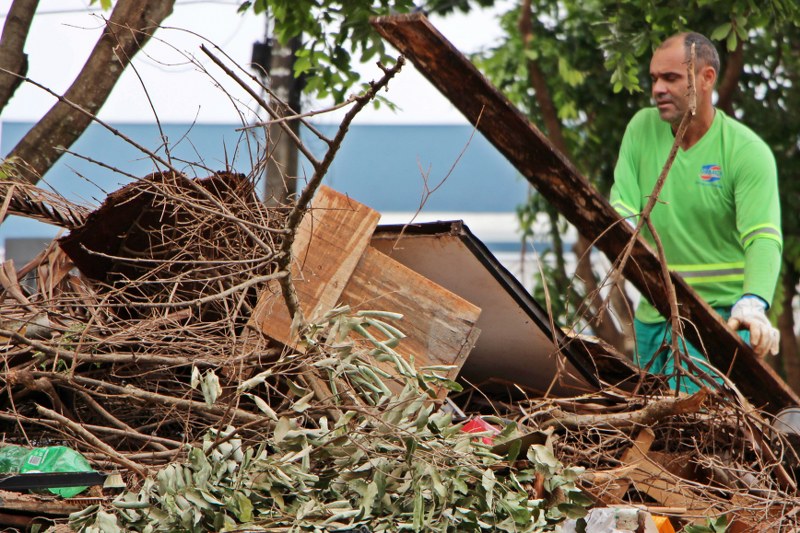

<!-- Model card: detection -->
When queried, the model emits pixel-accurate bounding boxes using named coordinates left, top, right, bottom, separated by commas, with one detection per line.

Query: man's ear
left=700, top=65, right=717, bottom=90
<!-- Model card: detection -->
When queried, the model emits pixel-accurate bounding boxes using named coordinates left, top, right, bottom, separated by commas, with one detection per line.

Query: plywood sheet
left=341, top=246, right=481, bottom=388
left=252, top=186, right=380, bottom=348
left=371, top=222, right=604, bottom=396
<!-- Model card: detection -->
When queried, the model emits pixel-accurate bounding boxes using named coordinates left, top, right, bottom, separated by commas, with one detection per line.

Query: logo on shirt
left=699, top=164, right=722, bottom=185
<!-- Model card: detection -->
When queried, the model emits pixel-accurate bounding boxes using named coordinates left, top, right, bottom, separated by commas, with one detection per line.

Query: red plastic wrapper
left=460, top=416, right=501, bottom=445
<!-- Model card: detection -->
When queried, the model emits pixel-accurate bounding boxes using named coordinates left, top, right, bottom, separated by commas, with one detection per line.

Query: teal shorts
left=633, top=307, right=750, bottom=394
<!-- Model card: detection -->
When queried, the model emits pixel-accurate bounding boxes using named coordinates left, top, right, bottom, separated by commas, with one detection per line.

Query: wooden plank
left=341, top=246, right=481, bottom=392
left=251, top=186, right=380, bottom=348
left=609, top=428, right=655, bottom=501
left=0, top=489, right=90, bottom=515
left=371, top=13, right=799, bottom=413
left=613, top=429, right=712, bottom=518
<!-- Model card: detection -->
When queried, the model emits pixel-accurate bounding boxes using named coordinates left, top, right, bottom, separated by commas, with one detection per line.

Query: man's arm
left=728, top=138, right=782, bottom=356
left=610, top=116, right=643, bottom=226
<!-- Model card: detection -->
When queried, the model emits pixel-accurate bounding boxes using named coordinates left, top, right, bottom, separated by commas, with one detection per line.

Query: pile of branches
left=69, top=306, right=592, bottom=532
left=0, top=168, right=595, bottom=531
left=2, top=173, right=800, bottom=531
left=462, top=388, right=800, bottom=530
left=0, top=44, right=406, bottom=478
left=0, top=172, right=285, bottom=476
left=0, top=40, right=799, bottom=532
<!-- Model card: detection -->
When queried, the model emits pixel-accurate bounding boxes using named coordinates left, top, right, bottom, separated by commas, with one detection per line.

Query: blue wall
left=0, top=121, right=527, bottom=242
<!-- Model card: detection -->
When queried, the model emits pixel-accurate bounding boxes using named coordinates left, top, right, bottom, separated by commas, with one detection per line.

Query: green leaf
left=505, top=438, right=522, bottom=463
left=237, top=369, right=273, bottom=391
left=247, top=394, right=278, bottom=421
left=481, top=469, right=496, bottom=508
left=94, top=510, right=122, bottom=531
left=274, top=417, right=291, bottom=443
left=291, top=390, right=315, bottom=413
left=233, top=491, right=254, bottom=521
left=413, top=488, right=424, bottom=530
left=711, top=515, right=729, bottom=532
left=684, top=526, right=715, bottom=533
left=200, top=370, right=221, bottom=407
left=726, top=31, right=738, bottom=52
left=428, top=465, right=447, bottom=500
left=558, top=502, right=589, bottom=519
left=294, top=54, right=313, bottom=75
left=710, top=22, right=732, bottom=41
left=529, top=444, right=559, bottom=475
left=567, top=490, right=594, bottom=506
left=403, top=437, right=417, bottom=464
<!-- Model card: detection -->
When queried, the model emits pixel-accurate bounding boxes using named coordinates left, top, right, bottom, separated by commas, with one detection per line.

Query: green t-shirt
left=610, top=108, right=782, bottom=324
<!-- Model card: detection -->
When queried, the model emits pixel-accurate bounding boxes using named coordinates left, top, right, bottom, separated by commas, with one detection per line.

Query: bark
left=778, top=262, right=800, bottom=390
left=518, top=1, right=626, bottom=351
left=5, top=0, right=175, bottom=185
left=716, top=39, right=743, bottom=115
left=0, top=0, right=39, bottom=114
left=542, top=389, right=707, bottom=431
left=518, top=0, right=568, bottom=152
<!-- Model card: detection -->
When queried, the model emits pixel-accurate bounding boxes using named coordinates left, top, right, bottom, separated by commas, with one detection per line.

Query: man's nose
left=652, top=79, right=667, bottom=96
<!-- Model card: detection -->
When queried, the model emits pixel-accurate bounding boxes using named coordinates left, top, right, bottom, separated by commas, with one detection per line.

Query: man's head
left=650, top=32, right=719, bottom=125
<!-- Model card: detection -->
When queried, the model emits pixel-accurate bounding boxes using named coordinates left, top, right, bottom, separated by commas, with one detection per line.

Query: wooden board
left=610, top=428, right=655, bottom=501
left=341, top=246, right=481, bottom=391
left=371, top=223, right=599, bottom=396
left=252, top=186, right=380, bottom=348
left=371, top=13, right=800, bottom=413
left=614, top=429, right=712, bottom=518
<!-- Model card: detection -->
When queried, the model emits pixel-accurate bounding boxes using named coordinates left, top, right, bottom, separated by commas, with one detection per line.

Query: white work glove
left=727, top=295, right=780, bottom=357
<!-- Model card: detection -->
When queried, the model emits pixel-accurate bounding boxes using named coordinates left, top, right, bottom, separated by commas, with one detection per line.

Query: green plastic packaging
left=0, top=445, right=95, bottom=497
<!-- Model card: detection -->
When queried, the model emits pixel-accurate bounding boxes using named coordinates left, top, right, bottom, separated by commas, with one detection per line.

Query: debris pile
left=0, top=174, right=799, bottom=531
left=0, top=13, right=798, bottom=531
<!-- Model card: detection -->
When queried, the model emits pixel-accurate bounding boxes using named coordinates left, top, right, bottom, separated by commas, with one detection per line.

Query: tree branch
left=36, top=404, right=149, bottom=478
left=717, top=39, right=743, bottom=114
left=0, top=0, right=38, bottom=113
left=541, top=389, right=708, bottom=430
left=5, top=0, right=175, bottom=185
left=277, top=58, right=405, bottom=327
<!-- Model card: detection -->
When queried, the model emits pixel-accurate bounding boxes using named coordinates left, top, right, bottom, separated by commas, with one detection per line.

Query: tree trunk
left=778, top=263, right=800, bottom=391
left=5, top=0, right=175, bottom=185
left=518, top=0, right=626, bottom=351
left=264, top=36, right=302, bottom=207
left=0, top=0, right=39, bottom=114
left=572, top=234, right=629, bottom=352
left=716, top=39, right=743, bottom=115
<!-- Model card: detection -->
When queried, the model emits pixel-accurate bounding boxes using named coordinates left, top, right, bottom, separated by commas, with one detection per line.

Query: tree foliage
left=475, top=0, right=800, bottom=383
left=237, top=0, right=496, bottom=102
left=74, top=309, right=591, bottom=532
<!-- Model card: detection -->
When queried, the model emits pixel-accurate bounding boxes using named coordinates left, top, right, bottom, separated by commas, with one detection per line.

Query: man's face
left=650, top=39, right=690, bottom=125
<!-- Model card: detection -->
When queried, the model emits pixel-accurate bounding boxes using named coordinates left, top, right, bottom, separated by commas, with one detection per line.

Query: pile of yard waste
left=0, top=174, right=798, bottom=532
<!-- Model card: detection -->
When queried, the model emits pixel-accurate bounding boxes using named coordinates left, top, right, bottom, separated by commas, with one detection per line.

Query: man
left=610, top=32, right=782, bottom=393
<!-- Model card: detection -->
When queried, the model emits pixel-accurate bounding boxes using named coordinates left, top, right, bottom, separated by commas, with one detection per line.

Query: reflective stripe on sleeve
left=611, top=200, right=638, bottom=219
left=740, top=224, right=782, bottom=248
left=671, top=262, right=745, bottom=284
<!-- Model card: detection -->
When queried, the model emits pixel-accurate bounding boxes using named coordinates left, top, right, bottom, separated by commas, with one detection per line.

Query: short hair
left=660, top=32, right=721, bottom=75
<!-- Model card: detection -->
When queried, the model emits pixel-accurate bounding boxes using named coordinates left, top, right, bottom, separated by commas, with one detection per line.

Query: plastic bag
left=0, top=445, right=95, bottom=497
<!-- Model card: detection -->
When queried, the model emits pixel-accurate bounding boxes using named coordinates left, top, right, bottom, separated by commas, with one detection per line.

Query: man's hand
left=727, top=295, right=780, bottom=357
